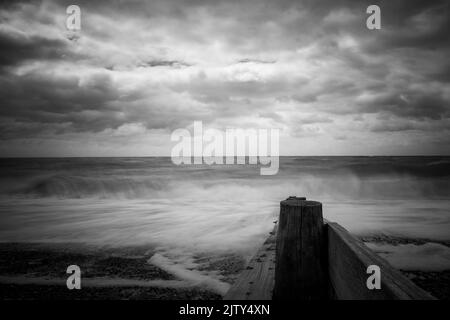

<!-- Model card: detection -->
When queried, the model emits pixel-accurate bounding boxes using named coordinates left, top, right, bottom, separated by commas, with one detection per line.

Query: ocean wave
left=3, top=173, right=448, bottom=202
left=1, top=157, right=449, bottom=200
left=14, top=174, right=169, bottom=199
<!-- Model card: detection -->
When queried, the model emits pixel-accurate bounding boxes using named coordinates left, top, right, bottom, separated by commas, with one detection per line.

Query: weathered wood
left=327, top=222, right=435, bottom=300
left=225, top=197, right=435, bottom=300
left=273, top=197, right=328, bottom=300
left=223, top=225, right=277, bottom=300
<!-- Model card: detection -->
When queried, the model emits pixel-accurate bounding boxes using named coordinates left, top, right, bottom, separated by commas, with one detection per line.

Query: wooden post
left=273, top=197, right=328, bottom=300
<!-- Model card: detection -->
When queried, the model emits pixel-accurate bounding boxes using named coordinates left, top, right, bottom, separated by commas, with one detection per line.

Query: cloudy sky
left=0, top=0, right=449, bottom=156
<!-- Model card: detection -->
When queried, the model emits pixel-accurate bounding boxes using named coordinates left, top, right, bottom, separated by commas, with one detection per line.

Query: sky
left=0, top=0, right=449, bottom=156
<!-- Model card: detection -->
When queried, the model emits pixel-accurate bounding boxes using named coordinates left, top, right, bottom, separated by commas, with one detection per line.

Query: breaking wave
left=18, top=175, right=169, bottom=199
left=0, top=156, right=449, bottom=277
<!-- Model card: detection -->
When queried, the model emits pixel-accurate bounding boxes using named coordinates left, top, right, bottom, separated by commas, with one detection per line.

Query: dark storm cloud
left=0, top=71, right=122, bottom=132
left=0, top=28, right=78, bottom=68
left=356, top=90, right=449, bottom=120
left=369, top=117, right=450, bottom=132
left=137, top=60, right=192, bottom=68
left=0, top=0, right=449, bottom=154
left=237, top=59, right=277, bottom=64
left=0, top=70, right=214, bottom=136
left=105, top=60, right=192, bottom=71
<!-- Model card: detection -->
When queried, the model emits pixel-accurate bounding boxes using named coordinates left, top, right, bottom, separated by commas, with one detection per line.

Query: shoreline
left=0, top=242, right=242, bottom=300
left=0, top=238, right=448, bottom=300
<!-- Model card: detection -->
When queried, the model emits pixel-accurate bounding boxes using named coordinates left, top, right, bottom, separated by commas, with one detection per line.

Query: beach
left=0, top=236, right=449, bottom=300
left=0, top=242, right=237, bottom=300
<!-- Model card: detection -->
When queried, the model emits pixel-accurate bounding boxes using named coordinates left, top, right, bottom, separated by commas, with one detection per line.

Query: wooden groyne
left=224, top=196, right=435, bottom=300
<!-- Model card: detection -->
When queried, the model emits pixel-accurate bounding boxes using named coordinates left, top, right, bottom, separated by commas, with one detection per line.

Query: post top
left=281, top=196, right=321, bottom=207
left=287, top=196, right=306, bottom=200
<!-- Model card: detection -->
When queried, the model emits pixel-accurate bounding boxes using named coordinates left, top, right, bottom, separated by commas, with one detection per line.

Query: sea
left=0, top=156, right=449, bottom=293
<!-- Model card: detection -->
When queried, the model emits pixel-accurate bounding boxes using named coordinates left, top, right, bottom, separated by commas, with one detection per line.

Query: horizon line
left=0, top=155, right=449, bottom=159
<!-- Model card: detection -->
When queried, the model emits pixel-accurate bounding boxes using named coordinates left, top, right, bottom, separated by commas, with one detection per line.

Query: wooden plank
left=223, top=225, right=277, bottom=300
left=327, top=222, right=435, bottom=300
left=273, top=198, right=328, bottom=300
